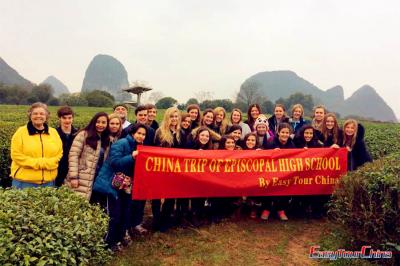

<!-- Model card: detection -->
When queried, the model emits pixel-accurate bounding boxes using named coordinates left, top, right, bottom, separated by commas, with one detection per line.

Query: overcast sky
left=1, top=0, right=399, bottom=118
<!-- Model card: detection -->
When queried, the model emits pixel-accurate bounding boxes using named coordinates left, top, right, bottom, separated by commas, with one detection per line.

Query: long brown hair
left=321, top=113, right=339, bottom=145
left=82, top=112, right=110, bottom=150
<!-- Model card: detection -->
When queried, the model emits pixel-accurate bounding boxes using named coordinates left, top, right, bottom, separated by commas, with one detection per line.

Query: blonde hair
left=213, top=107, right=228, bottom=135
left=157, top=107, right=181, bottom=147
left=312, top=105, right=327, bottom=117
left=28, top=102, right=50, bottom=121
left=291, top=104, right=304, bottom=117
left=108, top=113, right=123, bottom=138
left=342, top=119, right=358, bottom=149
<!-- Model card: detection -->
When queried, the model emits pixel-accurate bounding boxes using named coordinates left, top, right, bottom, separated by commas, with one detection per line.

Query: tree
left=186, top=98, right=199, bottom=105
left=156, top=97, right=178, bottom=109
left=59, top=93, right=88, bottom=106
left=148, top=91, right=164, bottom=104
left=261, top=99, right=274, bottom=115
left=0, top=84, right=29, bottom=105
left=275, top=92, right=314, bottom=116
left=195, top=91, right=214, bottom=103
left=236, top=81, right=264, bottom=107
left=84, top=90, right=115, bottom=107
left=28, top=84, right=54, bottom=103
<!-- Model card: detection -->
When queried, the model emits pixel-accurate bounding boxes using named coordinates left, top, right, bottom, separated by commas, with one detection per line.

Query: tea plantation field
left=0, top=104, right=399, bottom=180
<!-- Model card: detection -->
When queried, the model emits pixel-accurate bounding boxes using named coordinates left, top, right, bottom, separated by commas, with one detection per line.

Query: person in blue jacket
left=94, top=123, right=147, bottom=252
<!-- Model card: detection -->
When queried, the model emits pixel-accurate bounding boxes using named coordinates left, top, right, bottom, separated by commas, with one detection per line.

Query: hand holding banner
left=133, top=146, right=347, bottom=200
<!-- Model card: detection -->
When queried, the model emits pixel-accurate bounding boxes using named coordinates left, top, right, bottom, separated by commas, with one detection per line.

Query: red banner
left=133, top=146, right=347, bottom=200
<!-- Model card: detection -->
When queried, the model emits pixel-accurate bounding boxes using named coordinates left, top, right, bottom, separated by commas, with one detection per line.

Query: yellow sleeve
left=10, top=127, right=42, bottom=170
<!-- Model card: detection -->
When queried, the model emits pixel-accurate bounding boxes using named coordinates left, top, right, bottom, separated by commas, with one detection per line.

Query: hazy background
left=1, top=0, right=399, bottom=118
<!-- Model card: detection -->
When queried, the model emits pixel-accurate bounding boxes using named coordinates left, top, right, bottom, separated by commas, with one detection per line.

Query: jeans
left=12, top=179, right=55, bottom=189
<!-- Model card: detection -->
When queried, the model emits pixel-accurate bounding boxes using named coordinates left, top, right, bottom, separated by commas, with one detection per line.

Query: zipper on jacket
left=40, top=133, right=44, bottom=185
left=13, top=167, right=21, bottom=178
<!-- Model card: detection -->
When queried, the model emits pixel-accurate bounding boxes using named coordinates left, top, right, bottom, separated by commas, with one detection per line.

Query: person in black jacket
left=342, top=119, right=372, bottom=171
left=317, top=113, right=343, bottom=148
left=293, top=125, right=327, bottom=218
left=263, top=123, right=295, bottom=221
left=289, top=104, right=309, bottom=136
left=268, top=104, right=290, bottom=135
left=55, top=106, right=78, bottom=187
left=154, top=107, right=187, bottom=231
left=145, top=103, right=159, bottom=131
left=187, top=104, right=201, bottom=130
left=294, top=125, right=322, bottom=149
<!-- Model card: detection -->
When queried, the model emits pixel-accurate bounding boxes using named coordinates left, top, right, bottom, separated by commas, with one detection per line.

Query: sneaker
left=261, top=210, right=270, bottom=220
left=250, top=210, right=257, bottom=219
left=134, top=224, right=148, bottom=234
left=278, top=210, right=288, bottom=221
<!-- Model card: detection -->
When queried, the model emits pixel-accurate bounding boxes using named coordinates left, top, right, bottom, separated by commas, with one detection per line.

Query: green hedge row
left=329, top=152, right=400, bottom=264
left=0, top=187, right=111, bottom=265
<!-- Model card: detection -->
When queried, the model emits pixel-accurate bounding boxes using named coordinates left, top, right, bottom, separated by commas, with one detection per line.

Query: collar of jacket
left=126, top=134, right=138, bottom=150
left=27, top=121, right=49, bottom=135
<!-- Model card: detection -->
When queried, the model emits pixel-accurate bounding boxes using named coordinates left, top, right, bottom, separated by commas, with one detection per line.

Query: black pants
left=131, top=200, right=146, bottom=227
left=261, top=196, right=290, bottom=212
left=105, top=192, right=131, bottom=247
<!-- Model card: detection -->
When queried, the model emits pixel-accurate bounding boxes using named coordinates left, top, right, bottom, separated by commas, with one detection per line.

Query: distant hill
left=0, top=57, right=34, bottom=89
left=337, top=85, right=397, bottom=122
left=241, top=71, right=397, bottom=122
left=41, top=75, right=69, bottom=97
left=81, top=54, right=131, bottom=101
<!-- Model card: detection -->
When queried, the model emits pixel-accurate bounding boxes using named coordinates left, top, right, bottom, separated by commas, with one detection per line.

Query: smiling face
left=30, top=107, right=47, bottom=128
left=133, top=127, right=146, bottom=144
left=109, top=117, right=121, bottom=134
left=231, top=111, right=241, bottom=124
left=181, top=117, right=191, bottom=129
left=199, top=130, right=210, bottom=145
left=256, top=124, right=267, bottom=135
left=224, top=138, right=236, bottom=150
left=114, top=106, right=127, bottom=120
left=246, top=135, right=256, bottom=149
left=325, top=116, right=335, bottom=130
left=203, top=112, right=214, bottom=126
left=250, top=106, right=260, bottom=119
left=170, top=111, right=179, bottom=127
left=314, top=108, right=325, bottom=122
left=216, top=111, right=224, bottom=123
left=278, top=127, right=290, bottom=143
left=136, top=110, right=148, bottom=125
left=60, top=114, right=73, bottom=129
left=304, top=128, right=314, bottom=142
left=148, top=108, right=157, bottom=122
left=292, top=108, right=302, bottom=120
left=274, top=107, right=284, bottom=119
left=95, top=116, right=108, bottom=134
left=231, top=129, right=242, bottom=141
left=188, top=109, right=199, bottom=121
left=344, top=123, right=356, bottom=136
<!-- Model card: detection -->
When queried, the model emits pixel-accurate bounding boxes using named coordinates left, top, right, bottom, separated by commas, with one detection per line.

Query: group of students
left=10, top=101, right=372, bottom=252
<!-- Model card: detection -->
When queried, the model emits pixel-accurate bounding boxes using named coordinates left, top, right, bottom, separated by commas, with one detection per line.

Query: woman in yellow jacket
left=11, top=102, right=63, bottom=189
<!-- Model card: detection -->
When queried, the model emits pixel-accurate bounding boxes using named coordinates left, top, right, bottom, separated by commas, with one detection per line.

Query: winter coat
left=289, top=117, right=309, bottom=135
left=10, top=122, right=63, bottom=184
left=93, top=134, right=138, bottom=199
left=55, top=126, right=78, bottom=186
left=265, top=136, right=296, bottom=149
left=65, top=130, right=110, bottom=200
left=316, top=128, right=343, bottom=147
left=257, top=131, right=274, bottom=149
left=345, top=123, right=372, bottom=171
left=268, top=115, right=290, bottom=135
left=121, top=122, right=155, bottom=146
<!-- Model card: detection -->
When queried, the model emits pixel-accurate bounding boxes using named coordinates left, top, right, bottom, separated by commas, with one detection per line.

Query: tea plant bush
left=329, top=152, right=400, bottom=264
left=0, top=187, right=111, bottom=265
